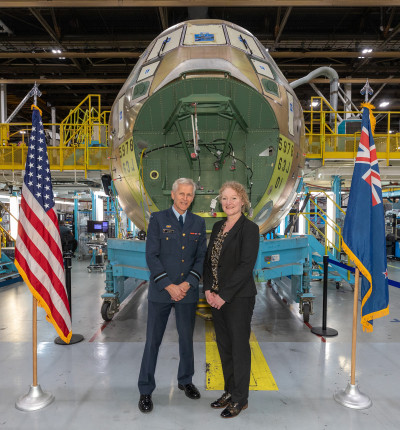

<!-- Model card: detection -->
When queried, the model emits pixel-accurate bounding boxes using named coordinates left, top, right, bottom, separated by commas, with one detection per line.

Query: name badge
left=163, top=228, right=175, bottom=234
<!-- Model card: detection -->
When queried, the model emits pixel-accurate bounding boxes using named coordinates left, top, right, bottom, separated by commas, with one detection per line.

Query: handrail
left=0, top=223, right=15, bottom=243
left=302, top=213, right=341, bottom=255
left=309, top=190, right=346, bottom=216
left=60, top=94, right=102, bottom=148
left=289, top=210, right=341, bottom=255
left=303, top=196, right=343, bottom=233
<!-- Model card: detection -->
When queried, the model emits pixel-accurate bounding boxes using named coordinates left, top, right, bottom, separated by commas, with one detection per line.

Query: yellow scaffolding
left=0, top=94, right=111, bottom=173
left=304, top=97, right=400, bottom=165
left=1, top=95, right=400, bottom=172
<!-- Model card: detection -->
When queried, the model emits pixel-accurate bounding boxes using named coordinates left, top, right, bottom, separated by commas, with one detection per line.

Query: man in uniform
left=138, top=178, right=207, bottom=413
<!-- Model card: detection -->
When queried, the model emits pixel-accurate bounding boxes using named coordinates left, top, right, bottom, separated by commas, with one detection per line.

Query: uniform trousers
left=211, top=296, right=255, bottom=407
left=138, top=300, right=197, bottom=395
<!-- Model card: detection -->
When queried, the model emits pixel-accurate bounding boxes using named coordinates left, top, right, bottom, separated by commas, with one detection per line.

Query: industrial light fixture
left=311, top=101, right=319, bottom=107
left=54, top=200, right=75, bottom=206
left=362, top=48, right=373, bottom=54
left=51, top=48, right=65, bottom=60
left=379, top=101, right=390, bottom=108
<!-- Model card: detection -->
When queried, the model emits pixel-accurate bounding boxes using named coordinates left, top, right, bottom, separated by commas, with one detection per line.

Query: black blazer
left=203, top=214, right=260, bottom=303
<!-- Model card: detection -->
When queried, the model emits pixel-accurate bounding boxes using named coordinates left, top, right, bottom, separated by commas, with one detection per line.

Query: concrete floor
left=1, top=257, right=400, bottom=430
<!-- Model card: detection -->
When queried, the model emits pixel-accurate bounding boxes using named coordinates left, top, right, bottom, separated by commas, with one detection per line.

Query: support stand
left=55, top=252, right=84, bottom=345
left=16, top=384, right=54, bottom=412
left=311, top=255, right=338, bottom=337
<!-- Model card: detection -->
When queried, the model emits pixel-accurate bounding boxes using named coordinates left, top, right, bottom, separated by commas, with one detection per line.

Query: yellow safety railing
left=312, top=190, right=346, bottom=217
left=60, top=94, right=101, bottom=147
left=0, top=223, right=14, bottom=246
left=302, top=212, right=340, bottom=254
left=0, top=95, right=111, bottom=172
left=289, top=192, right=345, bottom=255
left=304, top=97, right=400, bottom=165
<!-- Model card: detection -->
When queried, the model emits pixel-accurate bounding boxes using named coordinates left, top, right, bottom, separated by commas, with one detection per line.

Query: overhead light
left=52, top=49, right=62, bottom=54
left=55, top=199, right=75, bottom=206
left=311, top=101, right=319, bottom=107
left=20, top=130, right=26, bottom=134
left=358, top=56, right=365, bottom=59
left=362, top=48, right=372, bottom=54
left=379, top=101, right=390, bottom=108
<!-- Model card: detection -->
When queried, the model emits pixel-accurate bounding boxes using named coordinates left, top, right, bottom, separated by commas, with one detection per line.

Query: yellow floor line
left=205, top=320, right=278, bottom=391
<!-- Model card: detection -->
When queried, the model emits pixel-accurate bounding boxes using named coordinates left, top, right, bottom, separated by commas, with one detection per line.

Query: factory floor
left=1, top=257, right=400, bottom=430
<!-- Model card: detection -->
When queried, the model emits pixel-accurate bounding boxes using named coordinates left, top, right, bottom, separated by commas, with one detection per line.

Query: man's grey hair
left=172, top=178, right=196, bottom=193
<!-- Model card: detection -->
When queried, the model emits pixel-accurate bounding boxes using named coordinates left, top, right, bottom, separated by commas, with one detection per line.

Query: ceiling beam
left=2, top=77, right=400, bottom=84
left=29, top=8, right=84, bottom=72
left=0, top=51, right=399, bottom=59
left=271, top=51, right=400, bottom=58
left=0, top=52, right=142, bottom=59
left=272, top=6, right=292, bottom=49
left=3, top=1, right=400, bottom=7
left=158, top=7, right=168, bottom=31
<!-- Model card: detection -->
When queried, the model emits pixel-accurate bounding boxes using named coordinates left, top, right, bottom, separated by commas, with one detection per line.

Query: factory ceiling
left=0, top=3, right=400, bottom=123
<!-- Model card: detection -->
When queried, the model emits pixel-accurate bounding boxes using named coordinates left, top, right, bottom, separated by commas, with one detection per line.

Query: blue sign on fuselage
left=195, top=32, right=214, bottom=42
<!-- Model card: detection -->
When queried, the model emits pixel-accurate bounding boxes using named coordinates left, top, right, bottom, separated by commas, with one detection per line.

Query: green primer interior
left=132, top=77, right=279, bottom=230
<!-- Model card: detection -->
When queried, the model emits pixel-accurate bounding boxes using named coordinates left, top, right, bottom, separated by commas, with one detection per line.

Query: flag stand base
left=334, top=383, right=372, bottom=409
left=54, top=333, right=84, bottom=345
left=311, top=327, right=338, bottom=337
left=16, top=384, right=54, bottom=411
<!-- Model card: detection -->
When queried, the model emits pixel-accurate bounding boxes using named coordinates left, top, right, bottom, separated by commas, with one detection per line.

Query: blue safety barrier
left=327, top=257, right=400, bottom=289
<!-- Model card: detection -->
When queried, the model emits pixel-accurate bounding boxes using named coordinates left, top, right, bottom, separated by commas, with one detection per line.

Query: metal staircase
left=298, top=192, right=354, bottom=286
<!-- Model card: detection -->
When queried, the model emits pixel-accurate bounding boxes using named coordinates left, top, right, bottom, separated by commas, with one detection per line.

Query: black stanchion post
left=311, top=255, right=338, bottom=337
left=322, top=254, right=328, bottom=330
left=55, top=252, right=84, bottom=345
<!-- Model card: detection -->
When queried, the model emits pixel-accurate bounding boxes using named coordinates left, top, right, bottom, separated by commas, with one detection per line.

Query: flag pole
left=333, top=267, right=372, bottom=410
left=16, top=88, right=55, bottom=412
left=333, top=79, right=377, bottom=410
left=16, top=296, right=55, bottom=411
left=32, top=297, right=37, bottom=387
left=350, top=269, right=359, bottom=386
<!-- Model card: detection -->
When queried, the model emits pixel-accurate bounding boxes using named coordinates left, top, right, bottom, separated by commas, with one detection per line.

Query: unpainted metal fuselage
left=109, top=19, right=305, bottom=233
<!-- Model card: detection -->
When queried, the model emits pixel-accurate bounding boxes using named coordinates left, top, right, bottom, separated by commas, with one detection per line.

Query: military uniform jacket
left=146, top=208, right=207, bottom=303
left=203, top=214, right=260, bottom=303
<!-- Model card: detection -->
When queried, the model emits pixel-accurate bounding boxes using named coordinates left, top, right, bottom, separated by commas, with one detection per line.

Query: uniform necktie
left=179, top=215, right=184, bottom=227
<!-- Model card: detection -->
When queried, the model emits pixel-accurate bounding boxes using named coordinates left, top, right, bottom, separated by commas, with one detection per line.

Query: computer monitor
left=87, top=220, right=109, bottom=234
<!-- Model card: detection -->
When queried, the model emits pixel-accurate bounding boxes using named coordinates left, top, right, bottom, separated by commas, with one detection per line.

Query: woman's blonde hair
left=219, top=181, right=250, bottom=213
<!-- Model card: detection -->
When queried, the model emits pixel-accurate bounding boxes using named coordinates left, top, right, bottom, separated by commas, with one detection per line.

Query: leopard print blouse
left=210, top=222, right=228, bottom=292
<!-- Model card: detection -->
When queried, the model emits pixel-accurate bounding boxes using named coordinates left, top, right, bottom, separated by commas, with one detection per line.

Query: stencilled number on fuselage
left=274, top=136, right=294, bottom=188
left=119, top=137, right=136, bottom=175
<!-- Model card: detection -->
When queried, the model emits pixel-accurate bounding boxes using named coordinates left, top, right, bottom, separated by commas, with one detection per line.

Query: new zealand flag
left=342, top=104, right=389, bottom=332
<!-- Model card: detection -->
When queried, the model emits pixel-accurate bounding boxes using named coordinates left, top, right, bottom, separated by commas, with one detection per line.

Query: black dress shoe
left=178, top=383, right=201, bottom=399
left=138, top=394, right=153, bottom=413
left=220, top=402, right=248, bottom=418
left=210, top=392, right=231, bottom=408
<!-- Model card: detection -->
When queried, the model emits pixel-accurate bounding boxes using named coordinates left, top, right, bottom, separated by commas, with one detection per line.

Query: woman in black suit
left=203, top=181, right=260, bottom=418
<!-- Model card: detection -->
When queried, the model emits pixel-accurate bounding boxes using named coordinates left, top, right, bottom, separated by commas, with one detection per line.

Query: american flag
left=14, top=106, right=72, bottom=343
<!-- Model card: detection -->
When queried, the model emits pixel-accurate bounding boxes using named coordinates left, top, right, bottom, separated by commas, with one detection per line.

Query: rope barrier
left=326, top=257, right=400, bottom=289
